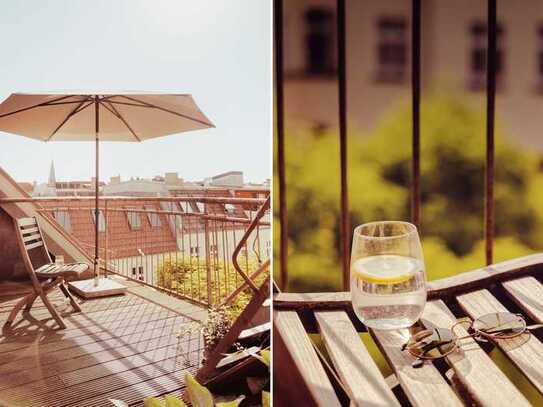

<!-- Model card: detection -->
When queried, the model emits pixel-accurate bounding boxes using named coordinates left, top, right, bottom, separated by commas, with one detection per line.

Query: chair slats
left=370, top=327, right=463, bottom=407
left=422, top=300, right=530, bottom=406
left=22, top=233, right=42, bottom=243
left=274, top=310, right=341, bottom=407
left=17, top=218, right=37, bottom=227
left=21, top=227, right=39, bottom=235
left=24, top=241, right=44, bottom=250
left=457, top=289, right=543, bottom=394
left=502, top=276, right=543, bottom=323
left=315, top=311, right=399, bottom=406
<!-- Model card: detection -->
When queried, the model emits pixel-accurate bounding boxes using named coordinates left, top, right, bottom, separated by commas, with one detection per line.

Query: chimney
left=165, top=172, right=182, bottom=186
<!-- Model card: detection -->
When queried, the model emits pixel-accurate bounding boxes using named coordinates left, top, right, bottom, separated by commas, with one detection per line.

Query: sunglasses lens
left=472, top=312, right=525, bottom=337
left=406, top=328, right=456, bottom=359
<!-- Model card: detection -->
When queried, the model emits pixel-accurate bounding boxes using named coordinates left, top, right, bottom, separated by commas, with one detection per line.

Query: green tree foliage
left=274, top=94, right=542, bottom=291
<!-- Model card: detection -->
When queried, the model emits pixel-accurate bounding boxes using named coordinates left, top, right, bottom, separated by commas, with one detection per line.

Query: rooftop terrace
left=0, top=277, right=206, bottom=407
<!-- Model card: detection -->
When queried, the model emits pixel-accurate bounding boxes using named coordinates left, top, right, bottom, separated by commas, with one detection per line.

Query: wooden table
left=273, top=254, right=543, bottom=406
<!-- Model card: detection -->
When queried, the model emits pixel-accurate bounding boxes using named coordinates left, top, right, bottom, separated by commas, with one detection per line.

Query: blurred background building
left=284, top=0, right=543, bottom=150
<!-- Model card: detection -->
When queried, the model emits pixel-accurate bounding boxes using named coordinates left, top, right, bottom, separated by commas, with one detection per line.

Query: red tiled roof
left=37, top=188, right=269, bottom=260
left=40, top=200, right=177, bottom=259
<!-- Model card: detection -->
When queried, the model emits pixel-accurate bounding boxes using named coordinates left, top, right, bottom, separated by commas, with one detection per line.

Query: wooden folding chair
left=4, top=216, right=90, bottom=330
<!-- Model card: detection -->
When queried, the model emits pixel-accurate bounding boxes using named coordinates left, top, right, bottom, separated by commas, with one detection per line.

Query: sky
left=0, top=1, right=271, bottom=184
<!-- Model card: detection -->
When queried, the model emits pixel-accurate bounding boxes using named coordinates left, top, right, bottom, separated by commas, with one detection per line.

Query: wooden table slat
left=370, top=327, right=463, bottom=407
left=274, top=310, right=341, bottom=407
left=315, top=311, right=400, bottom=406
left=457, top=288, right=543, bottom=395
left=421, top=300, right=530, bottom=406
left=503, top=276, right=543, bottom=323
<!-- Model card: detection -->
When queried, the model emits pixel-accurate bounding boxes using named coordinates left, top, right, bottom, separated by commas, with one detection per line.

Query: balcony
left=0, top=190, right=270, bottom=406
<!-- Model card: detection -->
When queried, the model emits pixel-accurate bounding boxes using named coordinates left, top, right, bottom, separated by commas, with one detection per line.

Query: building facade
left=284, top=0, right=543, bottom=150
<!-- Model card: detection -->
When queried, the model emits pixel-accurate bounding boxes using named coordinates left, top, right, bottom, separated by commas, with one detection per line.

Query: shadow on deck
left=0, top=276, right=207, bottom=407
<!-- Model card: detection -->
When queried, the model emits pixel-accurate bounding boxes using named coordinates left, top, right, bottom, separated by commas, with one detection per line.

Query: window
left=53, top=210, right=71, bottom=232
left=305, top=7, right=335, bottom=75
left=91, top=209, right=106, bottom=232
left=210, top=244, right=218, bottom=255
left=190, top=246, right=199, bottom=257
left=376, top=17, right=407, bottom=83
left=144, top=205, right=161, bottom=227
left=126, top=207, right=142, bottom=230
left=537, top=24, right=543, bottom=89
left=187, top=201, right=204, bottom=214
left=224, top=204, right=236, bottom=215
left=469, top=21, right=504, bottom=90
left=138, top=266, right=144, bottom=281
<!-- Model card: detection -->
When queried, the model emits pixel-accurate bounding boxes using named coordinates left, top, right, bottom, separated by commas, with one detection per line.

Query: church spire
left=48, top=161, right=56, bottom=186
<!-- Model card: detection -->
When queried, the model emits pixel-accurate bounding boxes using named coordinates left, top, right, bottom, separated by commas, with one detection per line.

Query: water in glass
left=350, top=222, right=426, bottom=330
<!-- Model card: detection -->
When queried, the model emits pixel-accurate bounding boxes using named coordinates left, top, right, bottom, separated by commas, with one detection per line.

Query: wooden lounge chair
left=3, top=216, right=90, bottom=331
left=273, top=254, right=543, bottom=407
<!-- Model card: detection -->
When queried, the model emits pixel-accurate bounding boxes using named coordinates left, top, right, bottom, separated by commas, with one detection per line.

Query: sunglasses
left=402, top=312, right=543, bottom=368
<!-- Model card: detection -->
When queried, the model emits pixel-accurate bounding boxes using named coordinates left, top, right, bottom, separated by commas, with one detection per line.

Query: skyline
left=0, top=1, right=271, bottom=184
left=34, top=160, right=269, bottom=185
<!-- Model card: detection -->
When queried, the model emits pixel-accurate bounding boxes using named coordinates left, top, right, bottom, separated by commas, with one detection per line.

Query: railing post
left=274, top=0, right=288, bottom=291
left=411, top=0, right=421, bottom=228
left=204, top=210, right=213, bottom=306
left=337, top=0, right=350, bottom=290
left=104, top=199, right=109, bottom=278
left=485, top=0, right=496, bottom=265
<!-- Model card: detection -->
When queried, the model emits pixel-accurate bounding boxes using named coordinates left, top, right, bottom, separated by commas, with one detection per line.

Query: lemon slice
left=352, top=255, right=417, bottom=285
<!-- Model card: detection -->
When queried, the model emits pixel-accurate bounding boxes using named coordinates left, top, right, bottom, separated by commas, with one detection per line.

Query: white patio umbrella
left=0, top=92, right=214, bottom=294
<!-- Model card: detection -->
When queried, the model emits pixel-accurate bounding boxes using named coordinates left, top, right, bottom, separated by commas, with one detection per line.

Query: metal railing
left=274, top=0, right=498, bottom=290
left=1, top=195, right=270, bottom=307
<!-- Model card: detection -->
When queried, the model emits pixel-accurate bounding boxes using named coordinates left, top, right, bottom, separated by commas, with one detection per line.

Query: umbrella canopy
left=0, top=92, right=214, bottom=286
left=0, top=92, right=214, bottom=141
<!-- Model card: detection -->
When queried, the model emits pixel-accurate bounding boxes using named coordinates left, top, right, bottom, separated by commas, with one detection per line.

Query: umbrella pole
left=94, top=96, right=100, bottom=287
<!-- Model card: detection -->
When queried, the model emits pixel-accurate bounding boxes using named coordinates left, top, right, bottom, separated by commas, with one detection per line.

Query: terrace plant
left=157, top=255, right=267, bottom=314
left=160, top=255, right=268, bottom=358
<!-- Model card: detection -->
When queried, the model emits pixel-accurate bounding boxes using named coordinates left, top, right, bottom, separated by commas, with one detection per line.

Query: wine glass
left=350, top=221, right=426, bottom=330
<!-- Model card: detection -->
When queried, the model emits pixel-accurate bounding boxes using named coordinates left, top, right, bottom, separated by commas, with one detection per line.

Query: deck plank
left=0, top=338, right=201, bottom=405
left=421, top=300, right=530, bottom=406
left=70, top=366, right=198, bottom=407
left=0, top=316, right=196, bottom=390
left=315, top=311, right=399, bottom=406
left=457, top=288, right=543, bottom=394
left=370, top=327, right=463, bottom=407
left=274, top=310, right=341, bottom=407
left=0, top=286, right=205, bottom=407
left=0, top=301, right=173, bottom=354
left=502, top=276, right=543, bottom=323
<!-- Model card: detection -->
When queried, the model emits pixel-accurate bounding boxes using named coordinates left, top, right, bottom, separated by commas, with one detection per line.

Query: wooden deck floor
left=0, top=278, right=207, bottom=407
